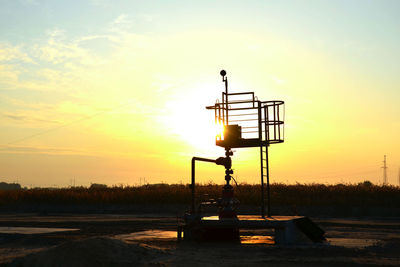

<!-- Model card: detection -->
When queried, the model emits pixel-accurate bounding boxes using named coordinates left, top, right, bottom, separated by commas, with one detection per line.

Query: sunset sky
left=1, top=0, right=399, bottom=187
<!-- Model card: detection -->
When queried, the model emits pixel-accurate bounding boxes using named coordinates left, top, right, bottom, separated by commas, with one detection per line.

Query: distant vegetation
left=0, top=181, right=399, bottom=216
left=0, top=182, right=21, bottom=190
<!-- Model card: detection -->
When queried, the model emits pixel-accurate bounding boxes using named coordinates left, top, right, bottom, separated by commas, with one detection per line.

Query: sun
left=166, top=106, right=222, bottom=149
left=162, top=84, right=224, bottom=150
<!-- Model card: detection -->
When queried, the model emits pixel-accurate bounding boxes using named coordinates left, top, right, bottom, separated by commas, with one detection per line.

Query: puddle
left=116, top=230, right=275, bottom=245
left=0, top=227, right=79, bottom=234
left=115, top=230, right=378, bottom=248
left=240, top=235, right=275, bottom=244
left=328, top=238, right=378, bottom=248
left=116, top=230, right=177, bottom=242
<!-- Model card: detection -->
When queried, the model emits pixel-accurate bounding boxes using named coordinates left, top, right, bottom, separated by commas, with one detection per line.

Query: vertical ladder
left=263, top=103, right=271, bottom=218
left=259, top=103, right=271, bottom=218
left=260, top=144, right=270, bottom=218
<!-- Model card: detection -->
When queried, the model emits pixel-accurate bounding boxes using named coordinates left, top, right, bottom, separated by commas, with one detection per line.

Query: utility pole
left=398, top=167, right=400, bottom=187
left=382, top=155, right=388, bottom=185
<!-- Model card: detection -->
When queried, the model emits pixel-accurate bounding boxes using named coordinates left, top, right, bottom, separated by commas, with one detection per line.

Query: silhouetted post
left=382, top=155, right=388, bottom=185
left=398, top=167, right=400, bottom=186
left=266, top=144, right=271, bottom=217
left=220, top=70, right=229, bottom=125
left=258, top=102, right=265, bottom=218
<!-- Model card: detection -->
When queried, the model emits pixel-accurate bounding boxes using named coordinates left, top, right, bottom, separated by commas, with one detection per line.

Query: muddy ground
left=0, top=214, right=399, bottom=266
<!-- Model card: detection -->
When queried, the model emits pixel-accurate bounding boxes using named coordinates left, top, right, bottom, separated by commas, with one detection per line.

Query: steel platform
left=216, top=138, right=283, bottom=148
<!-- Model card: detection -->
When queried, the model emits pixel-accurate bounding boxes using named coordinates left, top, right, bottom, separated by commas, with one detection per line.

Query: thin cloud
left=3, top=114, right=26, bottom=121
left=109, top=14, right=134, bottom=33
left=0, top=43, right=35, bottom=64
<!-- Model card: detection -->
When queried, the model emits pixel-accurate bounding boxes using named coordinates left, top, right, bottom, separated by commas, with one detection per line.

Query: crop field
left=0, top=182, right=399, bottom=266
left=0, top=182, right=399, bottom=216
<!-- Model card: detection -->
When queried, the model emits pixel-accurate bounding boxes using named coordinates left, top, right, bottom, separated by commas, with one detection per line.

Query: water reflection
left=0, top=227, right=79, bottom=234
left=116, top=230, right=275, bottom=245
left=240, top=235, right=275, bottom=244
left=117, top=230, right=177, bottom=242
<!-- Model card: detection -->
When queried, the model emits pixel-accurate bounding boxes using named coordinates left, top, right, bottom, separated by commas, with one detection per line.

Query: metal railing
left=209, top=96, right=284, bottom=145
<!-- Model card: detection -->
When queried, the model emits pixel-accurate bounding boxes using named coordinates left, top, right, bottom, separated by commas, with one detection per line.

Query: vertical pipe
left=258, top=101, right=262, bottom=142
left=260, top=145, right=265, bottom=218
left=191, top=158, right=195, bottom=214
left=218, top=104, right=221, bottom=126
left=258, top=102, right=265, bottom=218
left=264, top=105, right=271, bottom=217
left=277, top=104, right=281, bottom=140
left=266, top=105, right=270, bottom=141
left=218, top=105, right=222, bottom=140
left=214, top=105, right=218, bottom=140
left=214, top=105, right=217, bottom=124
left=221, top=93, right=225, bottom=125
left=225, top=77, right=229, bottom=125
left=266, top=144, right=271, bottom=217
left=273, top=103, right=276, bottom=141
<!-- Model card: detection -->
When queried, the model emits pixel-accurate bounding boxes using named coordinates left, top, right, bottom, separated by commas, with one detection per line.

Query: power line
left=5, top=101, right=133, bottom=146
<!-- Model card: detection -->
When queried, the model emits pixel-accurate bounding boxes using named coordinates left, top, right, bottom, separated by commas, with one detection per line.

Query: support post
left=266, top=144, right=271, bottom=217
left=258, top=102, right=265, bottom=218
left=225, top=76, right=229, bottom=125
left=260, top=145, right=265, bottom=218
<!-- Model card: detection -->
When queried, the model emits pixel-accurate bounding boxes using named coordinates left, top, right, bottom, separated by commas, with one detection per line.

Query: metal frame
left=206, top=71, right=285, bottom=218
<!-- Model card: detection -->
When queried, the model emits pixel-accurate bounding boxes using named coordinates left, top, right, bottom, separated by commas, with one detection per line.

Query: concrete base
left=274, top=219, right=311, bottom=245
left=180, top=215, right=325, bottom=244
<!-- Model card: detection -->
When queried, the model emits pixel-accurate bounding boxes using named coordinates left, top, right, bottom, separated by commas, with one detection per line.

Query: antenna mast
left=398, top=167, right=400, bottom=187
left=382, top=155, right=388, bottom=185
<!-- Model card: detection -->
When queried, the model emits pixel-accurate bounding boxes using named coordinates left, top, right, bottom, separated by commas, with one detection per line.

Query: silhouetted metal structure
left=205, top=70, right=284, bottom=217
left=178, top=70, right=325, bottom=244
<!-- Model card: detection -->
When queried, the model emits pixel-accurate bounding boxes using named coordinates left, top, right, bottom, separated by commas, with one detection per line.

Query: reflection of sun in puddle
left=240, top=235, right=275, bottom=245
left=116, top=230, right=380, bottom=249
left=116, top=230, right=276, bottom=245
left=116, top=230, right=177, bottom=242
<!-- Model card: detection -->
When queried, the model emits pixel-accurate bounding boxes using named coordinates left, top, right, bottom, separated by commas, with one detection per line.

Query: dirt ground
left=0, top=214, right=399, bottom=266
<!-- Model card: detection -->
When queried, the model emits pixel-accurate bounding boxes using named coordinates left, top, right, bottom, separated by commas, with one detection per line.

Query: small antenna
left=220, top=69, right=227, bottom=80
left=220, top=70, right=229, bottom=125
left=382, top=155, right=388, bottom=185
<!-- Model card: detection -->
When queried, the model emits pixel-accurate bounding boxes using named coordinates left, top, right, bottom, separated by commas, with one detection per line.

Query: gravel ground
left=0, top=214, right=399, bottom=266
